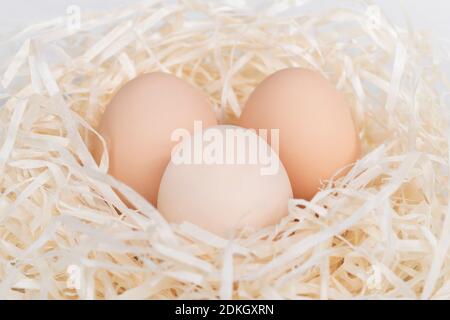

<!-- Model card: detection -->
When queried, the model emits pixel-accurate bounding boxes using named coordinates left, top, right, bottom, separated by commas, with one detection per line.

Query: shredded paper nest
left=0, top=0, right=449, bottom=299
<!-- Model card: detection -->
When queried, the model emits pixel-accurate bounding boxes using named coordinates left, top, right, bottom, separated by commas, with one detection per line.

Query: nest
left=0, top=0, right=449, bottom=299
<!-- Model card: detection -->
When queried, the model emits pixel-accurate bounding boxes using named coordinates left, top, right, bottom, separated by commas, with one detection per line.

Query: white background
left=0, top=0, right=449, bottom=67
left=0, top=0, right=449, bottom=39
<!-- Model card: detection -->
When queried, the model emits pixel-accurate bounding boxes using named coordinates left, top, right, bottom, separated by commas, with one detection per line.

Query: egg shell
left=92, top=72, right=218, bottom=206
left=157, top=125, right=293, bottom=237
left=238, top=68, right=360, bottom=200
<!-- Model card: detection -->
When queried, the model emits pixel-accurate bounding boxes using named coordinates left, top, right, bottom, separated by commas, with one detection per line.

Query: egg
left=92, top=72, right=218, bottom=206
left=238, top=68, right=360, bottom=200
left=157, top=125, right=293, bottom=237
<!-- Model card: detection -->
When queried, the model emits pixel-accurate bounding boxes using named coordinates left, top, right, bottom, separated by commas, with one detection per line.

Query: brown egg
left=238, top=68, right=360, bottom=200
left=92, top=72, right=217, bottom=206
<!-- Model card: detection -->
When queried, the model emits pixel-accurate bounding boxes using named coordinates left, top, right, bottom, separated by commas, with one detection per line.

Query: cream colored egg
left=92, top=72, right=217, bottom=206
left=157, top=125, right=293, bottom=237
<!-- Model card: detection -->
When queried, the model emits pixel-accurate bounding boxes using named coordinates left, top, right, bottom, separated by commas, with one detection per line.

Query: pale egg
left=157, top=125, right=293, bottom=237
